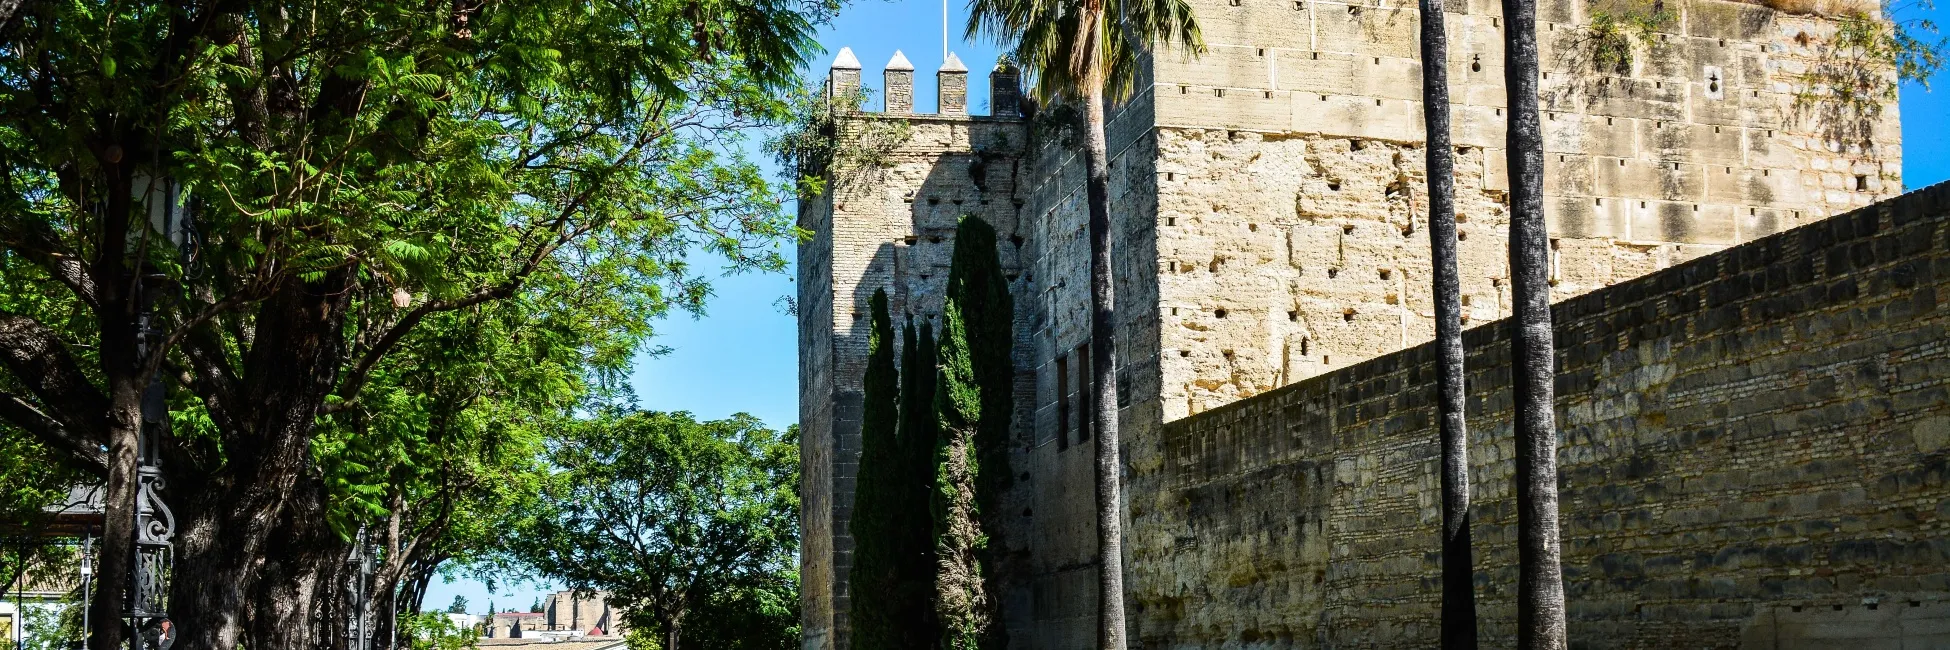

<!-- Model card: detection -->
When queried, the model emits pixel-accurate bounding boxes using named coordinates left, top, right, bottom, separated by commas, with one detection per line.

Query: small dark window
left=1855, top=175, right=1869, bottom=191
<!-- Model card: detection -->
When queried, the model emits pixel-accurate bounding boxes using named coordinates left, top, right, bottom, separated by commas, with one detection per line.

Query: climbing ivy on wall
left=767, top=86, right=913, bottom=199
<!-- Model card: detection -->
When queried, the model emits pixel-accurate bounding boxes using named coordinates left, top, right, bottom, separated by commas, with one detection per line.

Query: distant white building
left=444, top=612, right=481, bottom=633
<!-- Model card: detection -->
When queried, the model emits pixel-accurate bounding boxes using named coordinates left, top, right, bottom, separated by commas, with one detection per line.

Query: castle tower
left=797, top=46, right=1030, bottom=650
left=800, top=0, right=1906, bottom=643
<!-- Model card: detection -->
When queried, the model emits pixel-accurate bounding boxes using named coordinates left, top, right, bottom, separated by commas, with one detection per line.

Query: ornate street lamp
left=129, top=173, right=191, bottom=650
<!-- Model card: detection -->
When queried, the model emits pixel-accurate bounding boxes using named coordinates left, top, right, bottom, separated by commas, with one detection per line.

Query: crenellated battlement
left=824, top=46, right=1024, bottom=119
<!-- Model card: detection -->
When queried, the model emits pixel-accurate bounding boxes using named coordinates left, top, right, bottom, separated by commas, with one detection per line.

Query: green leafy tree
left=515, top=412, right=799, bottom=650
left=930, top=215, right=1014, bottom=650
left=0, top=2, right=826, bottom=649
left=397, top=610, right=477, bottom=650
left=847, top=289, right=909, bottom=650
left=964, top=4, right=1201, bottom=647
left=896, top=317, right=942, bottom=645
left=447, top=595, right=470, bottom=615
left=20, top=596, right=85, bottom=650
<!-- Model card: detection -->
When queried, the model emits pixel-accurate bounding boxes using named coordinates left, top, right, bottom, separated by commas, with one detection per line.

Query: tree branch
left=173, top=320, right=243, bottom=434
left=327, top=131, right=652, bottom=413
left=0, top=311, right=110, bottom=449
left=0, top=390, right=108, bottom=476
left=0, top=216, right=99, bottom=308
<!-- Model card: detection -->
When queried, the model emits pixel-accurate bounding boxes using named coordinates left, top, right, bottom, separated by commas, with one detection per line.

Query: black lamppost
left=129, top=174, right=190, bottom=650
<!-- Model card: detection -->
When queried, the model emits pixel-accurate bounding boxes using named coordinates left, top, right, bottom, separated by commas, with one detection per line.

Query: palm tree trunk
left=1417, top=0, right=1478, bottom=646
left=1082, top=79, right=1126, bottom=650
left=1498, top=0, right=1567, bottom=644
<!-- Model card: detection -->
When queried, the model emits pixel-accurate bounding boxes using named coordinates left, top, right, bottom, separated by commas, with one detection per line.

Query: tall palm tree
left=1416, top=0, right=1478, bottom=646
left=1499, top=0, right=1568, bottom=644
left=965, top=1, right=1200, bottom=647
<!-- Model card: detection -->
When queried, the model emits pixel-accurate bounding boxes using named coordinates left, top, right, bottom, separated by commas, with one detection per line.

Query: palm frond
left=967, top=0, right=1204, bottom=103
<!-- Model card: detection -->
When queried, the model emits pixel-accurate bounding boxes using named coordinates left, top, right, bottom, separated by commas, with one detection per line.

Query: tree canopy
left=514, top=411, right=800, bottom=650
left=0, top=0, right=832, bottom=647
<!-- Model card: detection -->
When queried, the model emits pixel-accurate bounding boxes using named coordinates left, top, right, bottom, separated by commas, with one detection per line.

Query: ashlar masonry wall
left=1146, top=0, right=1905, bottom=421
left=1131, top=182, right=1950, bottom=648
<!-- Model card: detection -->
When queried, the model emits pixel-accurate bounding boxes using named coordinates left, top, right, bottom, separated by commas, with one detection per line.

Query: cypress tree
left=893, top=317, right=941, bottom=647
left=932, top=215, right=1014, bottom=650
left=849, top=289, right=903, bottom=650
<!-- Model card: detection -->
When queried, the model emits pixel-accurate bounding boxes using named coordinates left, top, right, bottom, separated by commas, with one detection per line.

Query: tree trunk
left=665, top=608, right=685, bottom=650
left=1418, top=0, right=1478, bottom=646
left=168, top=499, right=254, bottom=648
left=1498, top=0, right=1568, bottom=643
left=89, top=387, right=138, bottom=650
left=163, top=271, right=357, bottom=650
left=87, top=152, right=139, bottom=650
left=1082, top=73, right=1125, bottom=650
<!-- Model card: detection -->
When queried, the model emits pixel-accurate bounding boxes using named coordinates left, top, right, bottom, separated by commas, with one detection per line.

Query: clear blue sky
left=425, top=0, right=1948, bottom=616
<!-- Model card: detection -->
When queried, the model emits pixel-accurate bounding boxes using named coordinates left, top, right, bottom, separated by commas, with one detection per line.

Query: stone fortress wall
left=1138, top=182, right=1950, bottom=647
left=797, top=0, right=1908, bottom=645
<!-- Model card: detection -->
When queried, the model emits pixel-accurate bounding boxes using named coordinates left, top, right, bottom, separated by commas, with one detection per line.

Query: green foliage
left=1583, top=2, right=1676, bottom=74
left=447, top=595, right=470, bottom=615
left=515, top=411, right=799, bottom=650
left=967, top=0, right=1204, bottom=103
left=397, top=611, right=478, bottom=650
left=1794, top=3, right=1945, bottom=148
left=20, top=600, right=84, bottom=650
left=766, top=86, right=912, bottom=198
left=0, top=0, right=833, bottom=642
left=0, top=432, right=71, bottom=531
left=929, top=215, right=1014, bottom=650
left=847, top=289, right=905, bottom=650
left=898, top=318, right=944, bottom=642
left=944, top=216, right=1015, bottom=514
